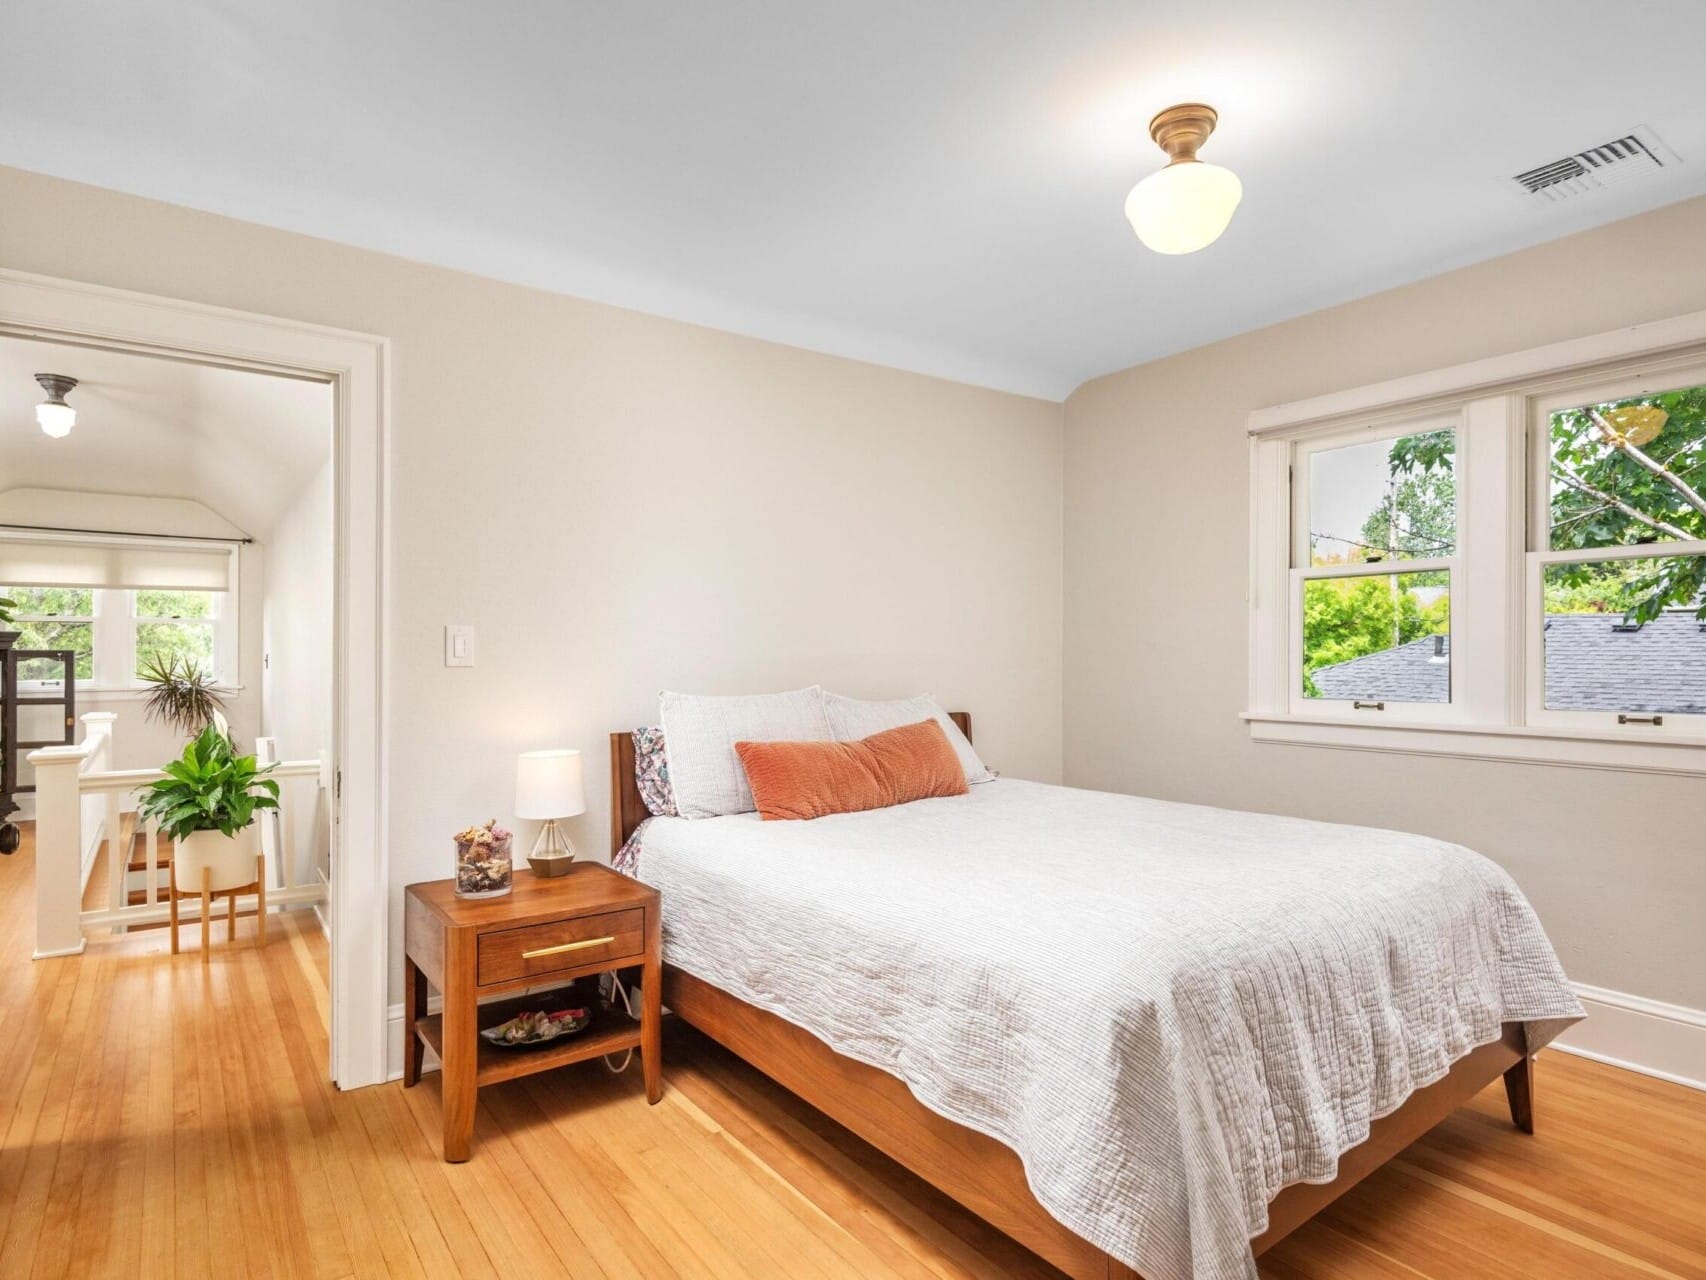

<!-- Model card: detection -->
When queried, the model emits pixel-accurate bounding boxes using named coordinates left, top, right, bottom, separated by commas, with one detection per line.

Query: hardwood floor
left=1, top=823, right=1702, bottom=1279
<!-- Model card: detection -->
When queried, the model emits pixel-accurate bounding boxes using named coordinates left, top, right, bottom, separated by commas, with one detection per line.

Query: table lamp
left=515, top=748, right=586, bottom=877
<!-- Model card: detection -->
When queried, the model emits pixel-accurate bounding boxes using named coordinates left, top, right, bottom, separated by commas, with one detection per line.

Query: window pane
left=2, top=585, right=94, bottom=617
left=1542, top=555, right=1705, bottom=714
left=135, top=589, right=213, bottom=619
left=135, top=621, right=215, bottom=677
left=1308, top=428, right=1455, bottom=566
left=1303, top=571, right=1451, bottom=702
left=17, top=703, right=68, bottom=744
left=13, top=621, right=94, bottom=681
left=1548, top=382, right=1706, bottom=551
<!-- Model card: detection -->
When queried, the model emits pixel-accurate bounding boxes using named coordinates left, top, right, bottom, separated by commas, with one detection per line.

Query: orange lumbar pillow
left=734, top=719, right=969, bottom=821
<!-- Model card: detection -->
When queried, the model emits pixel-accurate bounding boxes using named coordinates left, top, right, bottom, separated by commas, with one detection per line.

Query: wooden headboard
left=608, top=712, right=971, bottom=855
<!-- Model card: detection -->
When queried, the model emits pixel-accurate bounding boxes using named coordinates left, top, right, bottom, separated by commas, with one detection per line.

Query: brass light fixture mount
left=1148, top=103, right=1220, bottom=165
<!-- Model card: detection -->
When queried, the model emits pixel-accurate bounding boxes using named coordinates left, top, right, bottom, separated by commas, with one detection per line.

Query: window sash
left=1288, top=561, right=1460, bottom=721
left=6, top=589, right=97, bottom=690
left=1290, top=413, right=1461, bottom=570
left=1522, top=540, right=1706, bottom=736
left=1527, top=358, right=1706, bottom=556
left=1523, top=366, right=1706, bottom=735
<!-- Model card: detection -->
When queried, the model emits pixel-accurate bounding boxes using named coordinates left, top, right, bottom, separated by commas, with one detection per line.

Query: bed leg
left=1103, top=1255, right=1143, bottom=1279
left=1503, top=1053, right=1535, bottom=1134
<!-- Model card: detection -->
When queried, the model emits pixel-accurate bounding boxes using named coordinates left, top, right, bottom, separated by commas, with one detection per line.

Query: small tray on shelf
left=415, top=990, right=641, bottom=1087
left=480, top=1006, right=591, bottom=1048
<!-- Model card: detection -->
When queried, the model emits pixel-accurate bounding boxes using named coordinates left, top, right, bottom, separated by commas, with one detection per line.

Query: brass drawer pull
left=521, top=935, right=616, bottom=960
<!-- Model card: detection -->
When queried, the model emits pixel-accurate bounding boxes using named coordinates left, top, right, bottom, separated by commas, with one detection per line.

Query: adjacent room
left=0, top=335, right=335, bottom=1045
left=0, top=4, right=1701, bottom=1278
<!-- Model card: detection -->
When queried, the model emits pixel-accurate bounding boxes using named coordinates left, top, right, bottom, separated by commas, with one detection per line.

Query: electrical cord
left=603, top=971, right=636, bottom=1074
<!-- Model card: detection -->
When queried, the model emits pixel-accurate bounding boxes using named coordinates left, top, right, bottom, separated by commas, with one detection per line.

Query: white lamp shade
left=36, top=401, right=75, bottom=438
left=1124, top=160, right=1242, bottom=255
left=515, top=749, right=586, bottom=819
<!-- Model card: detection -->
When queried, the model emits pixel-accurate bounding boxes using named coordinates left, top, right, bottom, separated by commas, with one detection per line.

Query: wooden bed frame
left=609, top=717, right=1535, bottom=1280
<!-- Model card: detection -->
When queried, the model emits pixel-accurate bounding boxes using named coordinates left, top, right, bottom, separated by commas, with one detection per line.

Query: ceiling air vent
left=1513, top=127, right=1677, bottom=202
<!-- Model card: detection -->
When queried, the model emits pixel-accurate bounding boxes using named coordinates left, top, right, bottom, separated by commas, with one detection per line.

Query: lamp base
left=526, top=818, right=577, bottom=877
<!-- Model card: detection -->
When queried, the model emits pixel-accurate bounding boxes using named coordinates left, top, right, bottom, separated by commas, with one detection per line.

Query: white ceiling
left=4, top=2, right=1706, bottom=400
left=0, top=336, right=330, bottom=535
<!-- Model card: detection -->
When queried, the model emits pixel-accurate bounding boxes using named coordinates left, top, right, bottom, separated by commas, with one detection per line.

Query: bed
left=608, top=716, right=1582, bottom=1280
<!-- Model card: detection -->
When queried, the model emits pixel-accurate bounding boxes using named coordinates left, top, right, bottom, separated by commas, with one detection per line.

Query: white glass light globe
left=1124, top=160, right=1243, bottom=255
left=36, top=401, right=75, bottom=438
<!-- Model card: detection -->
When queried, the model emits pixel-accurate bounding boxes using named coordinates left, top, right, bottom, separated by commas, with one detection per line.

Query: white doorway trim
left=0, top=267, right=390, bottom=1090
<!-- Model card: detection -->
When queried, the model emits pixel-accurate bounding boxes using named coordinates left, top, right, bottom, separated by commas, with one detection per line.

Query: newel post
left=29, top=744, right=89, bottom=959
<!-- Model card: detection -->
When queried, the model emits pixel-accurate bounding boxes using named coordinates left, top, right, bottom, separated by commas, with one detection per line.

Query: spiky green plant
left=138, top=653, right=231, bottom=740
left=0, top=595, right=16, bottom=629
left=138, top=724, right=278, bottom=841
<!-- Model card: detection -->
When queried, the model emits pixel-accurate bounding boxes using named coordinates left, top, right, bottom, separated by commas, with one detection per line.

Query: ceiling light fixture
left=1125, top=103, right=1242, bottom=255
left=34, top=374, right=78, bottom=438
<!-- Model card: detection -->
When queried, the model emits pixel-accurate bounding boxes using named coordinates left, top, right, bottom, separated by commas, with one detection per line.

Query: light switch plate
left=444, top=624, right=475, bottom=667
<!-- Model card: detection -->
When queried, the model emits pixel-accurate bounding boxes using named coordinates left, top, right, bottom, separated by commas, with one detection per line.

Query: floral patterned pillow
left=633, top=725, right=677, bottom=817
left=613, top=819, right=647, bottom=878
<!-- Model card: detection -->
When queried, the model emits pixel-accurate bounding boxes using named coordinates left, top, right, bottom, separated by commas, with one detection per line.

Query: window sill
left=73, top=684, right=245, bottom=700
left=1241, top=713, right=1706, bottom=777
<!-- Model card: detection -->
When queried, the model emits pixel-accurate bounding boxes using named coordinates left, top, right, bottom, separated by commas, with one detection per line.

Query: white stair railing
left=29, top=716, right=327, bottom=957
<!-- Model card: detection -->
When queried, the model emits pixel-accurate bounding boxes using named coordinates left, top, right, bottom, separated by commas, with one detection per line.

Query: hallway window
left=1, top=586, right=96, bottom=682
left=133, top=589, right=219, bottom=679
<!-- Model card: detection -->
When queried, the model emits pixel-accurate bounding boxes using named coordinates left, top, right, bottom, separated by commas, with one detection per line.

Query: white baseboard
left=385, top=998, right=441, bottom=1082
left=1553, top=982, right=1706, bottom=1092
left=312, top=868, right=331, bottom=938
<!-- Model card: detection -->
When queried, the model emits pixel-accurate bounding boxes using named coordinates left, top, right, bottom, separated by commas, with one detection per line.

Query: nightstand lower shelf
left=415, top=995, right=642, bottom=1087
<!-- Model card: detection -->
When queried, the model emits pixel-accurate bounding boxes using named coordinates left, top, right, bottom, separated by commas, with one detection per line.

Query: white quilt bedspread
left=629, top=779, right=1582, bottom=1280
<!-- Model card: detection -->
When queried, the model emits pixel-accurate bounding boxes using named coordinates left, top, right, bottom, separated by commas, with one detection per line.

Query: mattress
left=625, top=778, right=1583, bottom=1280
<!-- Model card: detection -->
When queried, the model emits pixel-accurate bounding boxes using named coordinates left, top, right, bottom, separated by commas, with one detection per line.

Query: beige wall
left=1064, top=195, right=1706, bottom=1011
left=0, top=165, right=1064, bottom=1001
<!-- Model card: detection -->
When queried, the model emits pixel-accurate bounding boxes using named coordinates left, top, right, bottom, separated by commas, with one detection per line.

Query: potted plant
left=138, top=724, right=279, bottom=951
left=138, top=653, right=231, bottom=740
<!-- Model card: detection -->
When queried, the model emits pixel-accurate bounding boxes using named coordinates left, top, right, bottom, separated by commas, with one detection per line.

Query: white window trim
left=1247, top=306, right=1706, bottom=777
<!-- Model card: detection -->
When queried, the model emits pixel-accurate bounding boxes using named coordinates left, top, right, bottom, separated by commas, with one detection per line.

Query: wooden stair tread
left=125, top=831, right=172, bottom=872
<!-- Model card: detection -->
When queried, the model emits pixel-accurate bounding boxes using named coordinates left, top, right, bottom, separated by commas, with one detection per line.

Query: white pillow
left=659, top=686, right=834, bottom=819
left=821, top=692, right=992, bottom=784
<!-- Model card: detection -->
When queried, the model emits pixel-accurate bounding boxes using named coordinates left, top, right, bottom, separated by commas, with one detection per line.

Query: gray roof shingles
left=1310, top=610, right=1706, bottom=713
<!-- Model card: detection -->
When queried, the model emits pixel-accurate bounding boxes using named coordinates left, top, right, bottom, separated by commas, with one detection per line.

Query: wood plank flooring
left=1, top=822, right=1703, bottom=1278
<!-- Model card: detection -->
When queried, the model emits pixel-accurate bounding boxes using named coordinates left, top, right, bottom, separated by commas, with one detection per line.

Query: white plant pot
left=174, top=824, right=260, bottom=894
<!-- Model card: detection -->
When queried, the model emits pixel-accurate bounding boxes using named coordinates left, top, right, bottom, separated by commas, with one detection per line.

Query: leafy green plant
left=138, top=653, right=230, bottom=739
left=137, top=724, right=278, bottom=841
left=0, top=594, right=15, bottom=629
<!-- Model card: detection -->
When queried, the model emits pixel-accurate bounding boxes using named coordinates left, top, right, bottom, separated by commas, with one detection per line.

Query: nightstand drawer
left=477, top=907, right=645, bottom=985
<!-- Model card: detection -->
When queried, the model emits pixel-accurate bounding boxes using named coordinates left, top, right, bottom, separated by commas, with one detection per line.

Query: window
left=133, top=589, right=219, bottom=678
left=1248, top=313, right=1706, bottom=773
left=1294, top=424, right=1455, bottom=715
left=1530, top=374, right=1706, bottom=728
left=3, top=587, right=96, bottom=685
left=1, top=586, right=233, bottom=690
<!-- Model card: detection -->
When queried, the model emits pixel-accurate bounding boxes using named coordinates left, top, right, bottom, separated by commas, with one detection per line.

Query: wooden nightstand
left=402, top=864, right=662, bottom=1162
